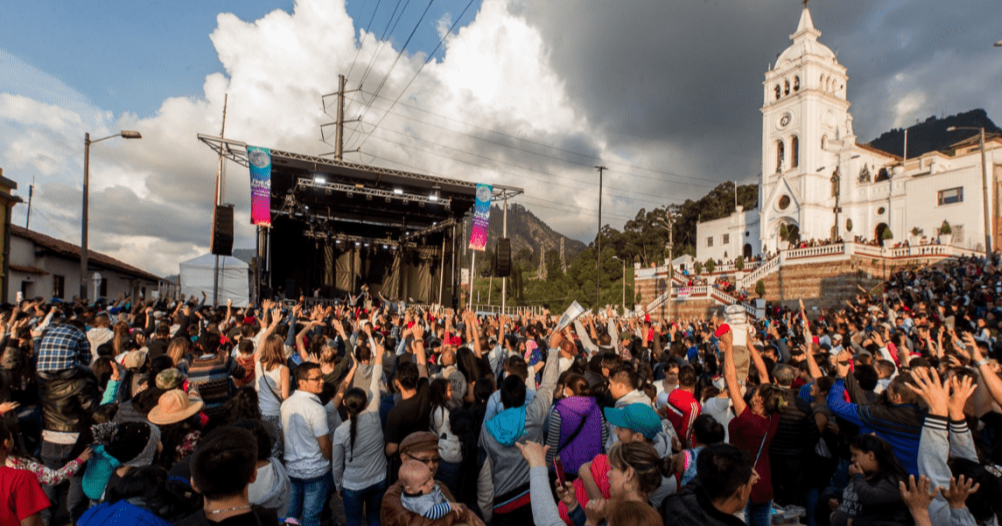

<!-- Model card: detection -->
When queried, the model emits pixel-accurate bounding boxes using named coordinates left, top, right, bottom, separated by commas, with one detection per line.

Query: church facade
left=697, top=6, right=1001, bottom=264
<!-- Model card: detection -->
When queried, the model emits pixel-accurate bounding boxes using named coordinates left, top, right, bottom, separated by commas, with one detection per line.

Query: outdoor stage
left=199, top=135, right=520, bottom=306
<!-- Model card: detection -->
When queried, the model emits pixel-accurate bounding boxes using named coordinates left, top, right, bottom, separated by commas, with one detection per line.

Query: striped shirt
left=37, top=324, right=91, bottom=372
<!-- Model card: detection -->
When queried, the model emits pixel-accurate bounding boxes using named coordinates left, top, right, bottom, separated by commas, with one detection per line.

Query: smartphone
left=554, top=456, right=566, bottom=487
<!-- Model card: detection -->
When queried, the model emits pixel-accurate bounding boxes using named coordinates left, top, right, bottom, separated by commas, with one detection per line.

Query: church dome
left=776, top=7, right=836, bottom=65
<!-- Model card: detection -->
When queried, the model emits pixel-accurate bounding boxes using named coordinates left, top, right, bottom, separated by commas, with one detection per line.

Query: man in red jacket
left=662, top=364, right=701, bottom=448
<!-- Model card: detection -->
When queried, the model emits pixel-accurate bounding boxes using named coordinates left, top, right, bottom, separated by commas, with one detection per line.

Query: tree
left=846, top=218, right=853, bottom=232
left=780, top=223, right=790, bottom=241
left=734, top=256, right=745, bottom=271
left=939, top=221, right=952, bottom=235
left=910, top=227, right=922, bottom=237
left=755, top=279, right=766, bottom=298
left=882, top=228, right=894, bottom=241
left=694, top=261, right=703, bottom=275
left=704, top=258, right=716, bottom=274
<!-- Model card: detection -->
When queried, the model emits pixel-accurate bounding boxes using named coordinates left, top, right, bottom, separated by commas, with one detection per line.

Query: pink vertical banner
left=247, top=146, right=272, bottom=226
left=468, top=183, right=492, bottom=251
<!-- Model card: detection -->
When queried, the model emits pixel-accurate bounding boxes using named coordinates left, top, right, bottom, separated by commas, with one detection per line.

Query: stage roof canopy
left=199, top=135, right=521, bottom=244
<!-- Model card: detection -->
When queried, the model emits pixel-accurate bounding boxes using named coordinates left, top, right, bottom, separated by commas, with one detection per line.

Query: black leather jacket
left=37, top=365, right=100, bottom=433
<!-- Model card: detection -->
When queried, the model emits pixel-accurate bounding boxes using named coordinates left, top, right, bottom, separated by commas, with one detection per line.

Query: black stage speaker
left=284, top=279, right=296, bottom=299
left=496, top=238, right=511, bottom=277
left=211, top=204, right=234, bottom=256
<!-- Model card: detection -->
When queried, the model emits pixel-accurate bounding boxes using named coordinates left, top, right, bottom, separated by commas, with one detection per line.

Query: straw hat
left=147, top=389, right=203, bottom=426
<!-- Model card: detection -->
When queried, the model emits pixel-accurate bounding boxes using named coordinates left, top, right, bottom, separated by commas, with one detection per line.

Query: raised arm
left=966, top=333, right=1002, bottom=408
left=720, top=329, right=748, bottom=417
left=412, top=323, right=428, bottom=379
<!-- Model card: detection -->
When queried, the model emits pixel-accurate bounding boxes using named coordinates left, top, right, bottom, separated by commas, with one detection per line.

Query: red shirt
left=728, top=410, right=780, bottom=504
left=665, top=389, right=701, bottom=448
left=0, top=465, right=50, bottom=524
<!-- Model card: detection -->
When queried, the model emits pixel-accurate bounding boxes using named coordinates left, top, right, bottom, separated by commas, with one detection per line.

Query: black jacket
left=660, top=483, right=746, bottom=526
left=38, top=365, right=101, bottom=433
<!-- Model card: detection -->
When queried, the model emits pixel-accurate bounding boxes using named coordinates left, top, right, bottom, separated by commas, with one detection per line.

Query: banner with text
left=468, top=183, right=492, bottom=251
left=248, top=146, right=272, bottom=226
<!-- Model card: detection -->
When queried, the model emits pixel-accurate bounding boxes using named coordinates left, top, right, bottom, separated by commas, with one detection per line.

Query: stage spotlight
left=382, top=244, right=388, bottom=249
left=444, top=201, right=451, bottom=210
left=393, top=188, right=403, bottom=195
left=430, top=184, right=441, bottom=202
left=347, top=192, right=354, bottom=198
left=402, top=198, right=410, bottom=205
left=325, top=189, right=331, bottom=195
left=385, top=197, right=391, bottom=203
left=366, top=195, right=373, bottom=201
left=364, top=243, right=370, bottom=247
left=314, top=175, right=326, bottom=184
left=418, top=201, right=425, bottom=208
left=355, top=241, right=361, bottom=246
left=335, top=240, right=341, bottom=244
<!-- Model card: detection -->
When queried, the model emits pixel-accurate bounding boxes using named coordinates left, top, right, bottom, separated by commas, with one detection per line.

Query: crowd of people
left=2, top=251, right=1002, bottom=526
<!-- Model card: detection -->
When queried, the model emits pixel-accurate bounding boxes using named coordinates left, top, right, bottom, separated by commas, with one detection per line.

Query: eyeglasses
left=305, top=376, right=324, bottom=383
left=409, top=454, right=441, bottom=465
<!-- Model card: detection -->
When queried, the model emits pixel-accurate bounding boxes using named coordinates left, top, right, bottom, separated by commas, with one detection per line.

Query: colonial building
left=697, top=6, right=1001, bottom=263
left=8, top=225, right=164, bottom=304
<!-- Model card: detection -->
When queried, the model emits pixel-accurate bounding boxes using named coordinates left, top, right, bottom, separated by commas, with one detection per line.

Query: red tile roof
left=9, top=264, right=47, bottom=275
left=10, top=225, right=162, bottom=283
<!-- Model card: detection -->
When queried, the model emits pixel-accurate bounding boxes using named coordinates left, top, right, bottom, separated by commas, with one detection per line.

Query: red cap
left=713, top=323, right=731, bottom=337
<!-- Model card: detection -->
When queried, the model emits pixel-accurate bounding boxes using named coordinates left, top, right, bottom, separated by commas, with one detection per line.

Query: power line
left=350, top=0, right=438, bottom=143
left=344, top=0, right=379, bottom=82
left=348, top=89, right=758, bottom=182
left=354, top=0, right=478, bottom=152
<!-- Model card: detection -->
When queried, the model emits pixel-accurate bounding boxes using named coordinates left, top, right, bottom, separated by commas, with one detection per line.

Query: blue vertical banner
left=247, top=146, right=272, bottom=226
left=468, top=183, right=492, bottom=251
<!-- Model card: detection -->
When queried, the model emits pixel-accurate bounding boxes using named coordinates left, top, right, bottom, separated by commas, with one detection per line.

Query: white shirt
left=281, top=390, right=330, bottom=479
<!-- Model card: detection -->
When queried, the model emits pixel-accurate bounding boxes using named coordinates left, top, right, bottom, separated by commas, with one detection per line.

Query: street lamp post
left=947, top=126, right=991, bottom=255
left=81, top=130, right=142, bottom=301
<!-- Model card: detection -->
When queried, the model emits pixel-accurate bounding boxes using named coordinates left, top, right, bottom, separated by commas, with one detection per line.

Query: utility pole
left=25, top=177, right=33, bottom=229
left=502, top=195, right=508, bottom=313
left=212, top=94, right=228, bottom=307
left=336, top=74, right=346, bottom=160
left=595, top=165, right=606, bottom=309
left=981, top=127, right=992, bottom=255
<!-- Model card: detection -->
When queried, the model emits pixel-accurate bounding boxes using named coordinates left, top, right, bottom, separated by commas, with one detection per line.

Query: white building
left=8, top=225, right=164, bottom=303
left=698, top=6, right=1001, bottom=263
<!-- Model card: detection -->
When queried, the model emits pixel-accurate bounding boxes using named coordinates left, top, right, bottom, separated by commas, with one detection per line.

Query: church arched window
left=784, top=80, right=790, bottom=95
left=775, top=85, right=781, bottom=100
left=776, top=140, right=785, bottom=173
left=793, top=76, right=800, bottom=92
left=790, top=136, right=799, bottom=168
left=820, top=74, right=825, bottom=89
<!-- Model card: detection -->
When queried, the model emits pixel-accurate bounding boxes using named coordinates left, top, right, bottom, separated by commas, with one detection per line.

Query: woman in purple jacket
left=545, top=373, right=608, bottom=479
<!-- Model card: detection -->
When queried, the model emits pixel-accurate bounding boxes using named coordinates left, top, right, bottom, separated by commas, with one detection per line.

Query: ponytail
left=342, top=388, right=367, bottom=461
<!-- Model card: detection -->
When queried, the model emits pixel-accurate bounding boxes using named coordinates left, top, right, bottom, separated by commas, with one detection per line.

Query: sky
left=1, top=0, right=1001, bottom=277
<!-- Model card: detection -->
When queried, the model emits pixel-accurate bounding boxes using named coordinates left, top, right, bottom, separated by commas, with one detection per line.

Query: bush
left=734, top=256, right=745, bottom=271
left=694, top=261, right=703, bottom=275
left=755, top=279, right=766, bottom=298
left=704, top=259, right=716, bottom=274
left=881, top=228, right=893, bottom=241
left=846, top=218, right=853, bottom=232
left=939, top=221, right=952, bottom=235
left=780, top=223, right=790, bottom=241
left=911, top=227, right=922, bottom=236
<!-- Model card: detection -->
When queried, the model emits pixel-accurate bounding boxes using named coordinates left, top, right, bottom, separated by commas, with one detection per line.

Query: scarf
left=485, top=404, right=527, bottom=447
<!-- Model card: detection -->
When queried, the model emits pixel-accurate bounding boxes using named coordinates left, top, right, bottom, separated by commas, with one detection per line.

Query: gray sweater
left=331, top=362, right=386, bottom=492
left=479, top=348, right=560, bottom=506
left=917, top=415, right=978, bottom=526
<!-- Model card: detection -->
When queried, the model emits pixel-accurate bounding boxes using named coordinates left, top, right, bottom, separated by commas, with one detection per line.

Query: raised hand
left=948, top=375, right=977, bottom=421
left=942, top=475, right=979, bottom=510
left=898, top=475, right=939, bottom=516
left=907, top=368, right=948, bottom=417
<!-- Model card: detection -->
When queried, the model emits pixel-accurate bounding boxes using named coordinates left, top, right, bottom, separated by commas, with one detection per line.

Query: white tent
left=179, top=254, right=251, bottom=306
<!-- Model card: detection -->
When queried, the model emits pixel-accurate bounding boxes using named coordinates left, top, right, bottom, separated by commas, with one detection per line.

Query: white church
left=697, top=6, right=1001, bottom=263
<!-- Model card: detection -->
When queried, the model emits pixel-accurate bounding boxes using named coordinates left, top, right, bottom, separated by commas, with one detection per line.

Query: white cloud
left=1, top=0, right=639, bottom=278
